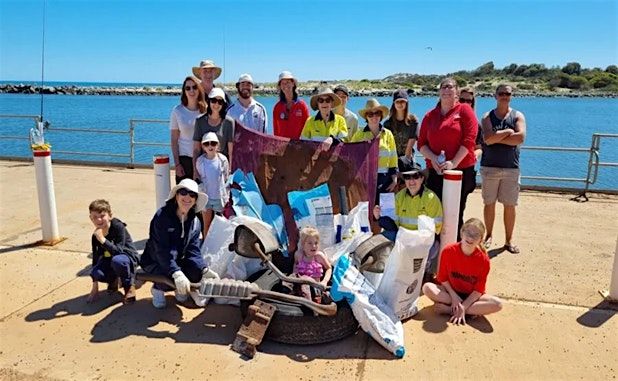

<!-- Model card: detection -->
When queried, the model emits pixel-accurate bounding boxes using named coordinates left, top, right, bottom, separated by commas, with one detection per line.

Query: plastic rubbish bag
left=334, top=201, right=371, bottom=243
left=330, top=254, right=405, bottom=358
left=288, top=183, right=335, bottom=247
left=376, top=215, right=435, bottom=320
left=201, top=215, right=238, bottom=277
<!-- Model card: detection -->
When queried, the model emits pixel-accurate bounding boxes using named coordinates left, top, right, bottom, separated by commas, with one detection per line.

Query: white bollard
left=608, top=235, right=618, bottom=300
left=33, top=148, right=60, bottom=244
left=439, top=170, right=462, bottom=254
left=153, top=154, right=171, bottom=210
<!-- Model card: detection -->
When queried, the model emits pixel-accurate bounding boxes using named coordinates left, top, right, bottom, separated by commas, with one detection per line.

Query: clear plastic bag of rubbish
left=376, top=215, right=436, bottom=320
left=325, top=202, right=372, bottom=265
left=330, top=254, right=405, bottom=358
left=201, top=215, right=238, bottom=278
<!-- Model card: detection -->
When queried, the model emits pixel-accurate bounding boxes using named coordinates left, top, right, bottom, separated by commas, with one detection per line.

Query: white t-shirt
left=227, top=99, right=268, bottom=133
left=196, top=153, right=230, bottom=202
left=170, top=104, right=201, bottom=157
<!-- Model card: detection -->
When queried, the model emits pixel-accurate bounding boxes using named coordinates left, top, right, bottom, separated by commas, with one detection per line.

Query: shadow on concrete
left=412, top=306, right=494, bottom=333
left=0, top=242, right=39, bottom=255
left=488, top=247, right=506, bottom=259
left=89, top=301, right=241, bottom=345
left=576, top=301, right=617, bottom=328
left=25, top=293, right=120, bottom=321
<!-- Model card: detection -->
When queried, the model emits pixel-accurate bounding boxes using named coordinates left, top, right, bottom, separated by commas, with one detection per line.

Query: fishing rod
left=32, top=0, right=49, bottom=146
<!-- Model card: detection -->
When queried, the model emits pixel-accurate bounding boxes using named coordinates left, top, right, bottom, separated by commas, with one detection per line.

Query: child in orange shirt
left=422, top=218, right=502, bottom=324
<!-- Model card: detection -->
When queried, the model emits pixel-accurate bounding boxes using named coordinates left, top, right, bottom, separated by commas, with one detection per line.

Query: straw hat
left=166, top=179, right=208, bottom=212
left=309, top=87, right=342, bottom=111
left=358, top=98, right=389, bottom=121
left=192, top=60, right=222, bottom=79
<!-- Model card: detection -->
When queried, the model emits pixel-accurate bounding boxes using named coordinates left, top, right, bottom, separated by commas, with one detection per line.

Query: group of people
left=87, top=59, right=527, bottom=324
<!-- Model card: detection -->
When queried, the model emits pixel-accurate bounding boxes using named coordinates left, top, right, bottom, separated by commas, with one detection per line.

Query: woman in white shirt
left=170, top=75, right=207, bottom=184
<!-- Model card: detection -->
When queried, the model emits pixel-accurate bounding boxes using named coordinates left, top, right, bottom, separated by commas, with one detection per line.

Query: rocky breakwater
left=0, top=84, right=181, bottom=96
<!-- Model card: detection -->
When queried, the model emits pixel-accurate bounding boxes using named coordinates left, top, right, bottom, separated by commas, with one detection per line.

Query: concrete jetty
left=0, top=160, right=616, bottom=380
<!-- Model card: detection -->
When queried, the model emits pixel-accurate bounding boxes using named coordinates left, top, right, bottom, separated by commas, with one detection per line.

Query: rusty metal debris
left=232, top=300, right=276, bottom=358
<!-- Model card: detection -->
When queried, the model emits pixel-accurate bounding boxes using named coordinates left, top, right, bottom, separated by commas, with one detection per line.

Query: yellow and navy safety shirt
left=301, top=111, right=348, bottom=142
left=394, top=185, right=443, bottom=233
left=351, top=125, right=398, bottom=174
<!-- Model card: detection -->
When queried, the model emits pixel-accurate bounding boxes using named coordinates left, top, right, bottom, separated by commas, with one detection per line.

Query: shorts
left=205, top=198, right=225, bottom=212
left=480, top=166, right=520, bottom=206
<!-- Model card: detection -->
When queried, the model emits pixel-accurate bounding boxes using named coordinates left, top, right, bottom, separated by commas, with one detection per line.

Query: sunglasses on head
left=177, top=188, right=197, bottom=199
left=402, top=172, right=423, bottom=180
left=185, top=85, right=198, bottom=91
left=209, top=98, right=225, bottom=105
left=202, top=141, right=218, bottom=147
left=317, top=97, right=332, bottom=104
left=497, top=92, right=512, bottom=97
left=365, top=111, right=382, bottom=118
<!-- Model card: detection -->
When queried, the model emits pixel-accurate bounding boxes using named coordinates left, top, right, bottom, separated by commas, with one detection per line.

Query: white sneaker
left=174, top=290, right=189, bottom=303
left=151, top=286, right=166, bottom=309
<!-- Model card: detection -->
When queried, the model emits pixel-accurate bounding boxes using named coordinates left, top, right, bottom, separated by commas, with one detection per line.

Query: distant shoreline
left=1, top=82, right=616, bottom=98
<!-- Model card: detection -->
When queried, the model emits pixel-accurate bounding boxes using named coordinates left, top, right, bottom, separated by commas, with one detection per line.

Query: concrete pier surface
left=1, top=160, right=617, bottom=380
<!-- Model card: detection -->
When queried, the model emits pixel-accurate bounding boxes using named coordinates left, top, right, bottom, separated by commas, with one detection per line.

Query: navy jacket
left=91, top=217, right=138, bottom=267
left=139, top=201, right=202, bottom=277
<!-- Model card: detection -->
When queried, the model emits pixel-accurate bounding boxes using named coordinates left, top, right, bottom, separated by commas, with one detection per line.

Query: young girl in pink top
left=293, top=226, right=332, bottom=301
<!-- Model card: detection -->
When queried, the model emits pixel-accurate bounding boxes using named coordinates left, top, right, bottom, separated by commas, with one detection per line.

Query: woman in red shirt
left=272, top=71, right=309, bottom=139
left=422, top=218, right=502, bottom=324
left=418, top=78, right=478, bottom=237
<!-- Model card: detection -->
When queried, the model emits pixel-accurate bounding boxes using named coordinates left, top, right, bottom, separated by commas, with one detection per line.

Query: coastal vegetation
left=1, top=62, right=616, bottom=97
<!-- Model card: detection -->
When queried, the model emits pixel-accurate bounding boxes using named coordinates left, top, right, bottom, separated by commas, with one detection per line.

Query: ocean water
left=0, top=93, right=616, bottom=190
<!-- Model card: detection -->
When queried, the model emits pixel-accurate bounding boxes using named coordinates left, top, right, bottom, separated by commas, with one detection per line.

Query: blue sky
left=1, top=0, right=616, bottom=84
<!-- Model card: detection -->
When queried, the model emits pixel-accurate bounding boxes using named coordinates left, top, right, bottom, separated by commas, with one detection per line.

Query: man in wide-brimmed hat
left=192, top=59, right=231, bottom=105
left=301, top=87, right=348, bottom=153
left=333, top=84, right=359, bottom=141
left=227, top=73, right=268, bottom=133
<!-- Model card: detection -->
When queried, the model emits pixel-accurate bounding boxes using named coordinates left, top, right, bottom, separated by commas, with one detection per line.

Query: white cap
left=236, top=73, right=254, bottom=84
left=208, top=87, right=225, bottom=100
left=201, top=132, right=219, bottom=144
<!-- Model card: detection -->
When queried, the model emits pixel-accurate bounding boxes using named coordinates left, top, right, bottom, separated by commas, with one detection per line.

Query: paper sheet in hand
left=379, top=193, right=396, bottom=220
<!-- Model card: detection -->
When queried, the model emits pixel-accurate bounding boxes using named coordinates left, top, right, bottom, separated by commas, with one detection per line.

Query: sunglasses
left=440, top=84, right=455, bottom=90
left=365, top=111, right=382, bottom=118
left=202, top=141, right=218, bottom=147
left=185, top=85, right=198, bottom=91
left=459, top=98, right=474, bottom=104
left=177, top=188, right=197, bottom=199
left=402, top=172, right=423, bottom=181
left=497, top=92, right=512, bottom=97
left=209, top=98, right=225, bottom=105
left=317, top=97, right=332, bottom=104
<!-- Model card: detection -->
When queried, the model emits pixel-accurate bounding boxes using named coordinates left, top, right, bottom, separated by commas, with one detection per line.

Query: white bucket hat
left=277, top=71, right=297, bottom=86
left=166, top=179, right=208, bottom=212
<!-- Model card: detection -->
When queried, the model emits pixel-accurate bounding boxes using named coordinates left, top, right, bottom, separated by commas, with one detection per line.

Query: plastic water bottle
left=437, top=150, right=446, bottom=165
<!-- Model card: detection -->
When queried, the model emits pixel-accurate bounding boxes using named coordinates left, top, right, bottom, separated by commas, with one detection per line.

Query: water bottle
left=437, top=150, right=446, bottom=165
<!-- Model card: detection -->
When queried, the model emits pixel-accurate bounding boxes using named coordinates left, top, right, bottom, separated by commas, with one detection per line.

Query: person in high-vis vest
left=373, top=163, right=443, bottom=275
left=301, top=87, right=348, bottom=154
left=351, top=98, right=398, bottom=204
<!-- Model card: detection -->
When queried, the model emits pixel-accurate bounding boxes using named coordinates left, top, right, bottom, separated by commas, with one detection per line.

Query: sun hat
left=192, top=60, right=222, bottom=79
left=358, top=98, right=390, bottom=121
left=333, top=84, right=350, bottom=96
left=236, top=73, right=254, bottom=85
left=208, top=87, right=226, bottom=100
left=166, top=179, right=208, bottom=212
left=277, top=71, right=297, bottom=85
left=201, top=132, right=219, bottom=144
left=309, top=87, right=342, bottom=111
left=393, top=89, right=409, bottom=102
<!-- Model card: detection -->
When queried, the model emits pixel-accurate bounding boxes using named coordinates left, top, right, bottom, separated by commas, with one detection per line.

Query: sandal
left=504, top=244, right=520, bottom=254
left=483, top=237, right=492, bottom=249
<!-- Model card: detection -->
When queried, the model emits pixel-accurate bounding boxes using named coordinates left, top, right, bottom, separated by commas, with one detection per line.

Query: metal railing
left=1, top=114, right=616, bottom=197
